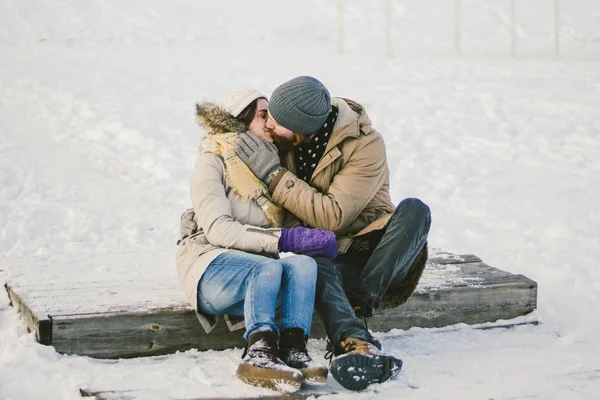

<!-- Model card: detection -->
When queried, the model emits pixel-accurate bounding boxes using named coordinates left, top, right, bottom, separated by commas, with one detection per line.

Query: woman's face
left=248, top=99, right=272, bottom=142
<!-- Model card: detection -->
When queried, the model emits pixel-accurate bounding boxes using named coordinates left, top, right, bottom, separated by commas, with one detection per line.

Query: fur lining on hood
left=196, top=102, right=247, bottom=135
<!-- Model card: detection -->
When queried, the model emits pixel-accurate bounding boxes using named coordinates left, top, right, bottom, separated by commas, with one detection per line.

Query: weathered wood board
left=79, top=387, right=339, bottom=400
left=5, top=251, right=537, bottom=359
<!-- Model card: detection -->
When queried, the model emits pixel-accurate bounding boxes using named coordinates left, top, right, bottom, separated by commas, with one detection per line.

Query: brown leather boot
left=235, top=330, right=304, bottom=393
left=279, top=328, right=328, bottom=384
left=329, top=338, right=403, bottom=391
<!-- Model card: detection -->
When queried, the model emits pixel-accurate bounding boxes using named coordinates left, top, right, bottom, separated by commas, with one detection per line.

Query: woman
left=176, top=89, right=336, bottom=393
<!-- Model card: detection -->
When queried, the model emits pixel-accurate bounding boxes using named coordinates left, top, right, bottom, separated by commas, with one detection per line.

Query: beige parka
left=176, top=104, right=282, bottom=333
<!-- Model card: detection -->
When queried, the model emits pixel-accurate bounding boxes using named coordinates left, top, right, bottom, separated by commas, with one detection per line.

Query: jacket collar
left=282, top=98, right=374, bottom=179
left=324, top=98, right=373, bottom=152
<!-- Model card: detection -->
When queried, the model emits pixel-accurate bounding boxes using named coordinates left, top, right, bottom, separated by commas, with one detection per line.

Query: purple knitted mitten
left=279, top=227, right=338, bottom=259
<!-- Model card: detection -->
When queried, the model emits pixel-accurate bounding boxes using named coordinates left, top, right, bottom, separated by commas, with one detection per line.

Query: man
left=181, top=76, right=431, bottom=391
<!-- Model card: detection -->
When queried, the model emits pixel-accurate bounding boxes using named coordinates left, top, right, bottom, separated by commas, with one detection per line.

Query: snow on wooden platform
left=4, top=249, right=537, bottom=359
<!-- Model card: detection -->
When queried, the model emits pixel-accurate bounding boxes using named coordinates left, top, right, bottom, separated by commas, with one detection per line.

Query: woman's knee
left=253, top=258, right=283, bottom=278
left=283, top=255, right=318, bottom=281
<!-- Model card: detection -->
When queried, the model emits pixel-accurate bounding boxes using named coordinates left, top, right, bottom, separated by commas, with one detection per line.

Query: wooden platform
left=5, top=250, right=537, bottom=359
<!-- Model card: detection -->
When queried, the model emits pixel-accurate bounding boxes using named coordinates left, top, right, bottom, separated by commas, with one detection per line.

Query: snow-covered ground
left=1, top=0, right=600, bottom=399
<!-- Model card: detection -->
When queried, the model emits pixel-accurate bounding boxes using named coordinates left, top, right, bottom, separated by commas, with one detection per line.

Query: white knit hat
left=218, top=89, right=266, bottom=118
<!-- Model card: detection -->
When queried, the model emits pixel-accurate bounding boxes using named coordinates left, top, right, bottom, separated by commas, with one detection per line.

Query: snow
left=1, top=0, right=600, bottom=399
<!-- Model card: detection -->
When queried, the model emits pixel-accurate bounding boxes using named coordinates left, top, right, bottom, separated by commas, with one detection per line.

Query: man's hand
left=178, top=208, right=198, bottom=244
left=235, top=132, right=281, bottom=183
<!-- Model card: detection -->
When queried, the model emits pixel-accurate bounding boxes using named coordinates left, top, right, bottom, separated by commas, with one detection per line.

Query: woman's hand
left=279, top=227, right=338, bottom=259
left=178, top=208, right=198, bottom=244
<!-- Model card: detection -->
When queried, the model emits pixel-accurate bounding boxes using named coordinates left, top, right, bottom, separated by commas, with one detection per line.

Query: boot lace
left=324, top=341, right=339, bottom=364
left=342, top=340, right=358, bottom=353
left=324, top=340, right=361, bottom=364
left=242, top=339, right=278, bottom=362
left=354, top=308, right=370, bottom=331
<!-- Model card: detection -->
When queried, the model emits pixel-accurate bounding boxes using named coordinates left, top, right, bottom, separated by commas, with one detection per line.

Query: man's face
left=266, top=113, right=294, bottom=140
left=266, top=112, right=297, bottom=152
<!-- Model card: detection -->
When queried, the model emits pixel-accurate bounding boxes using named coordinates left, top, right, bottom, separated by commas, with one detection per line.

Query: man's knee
left=314, top=258, right=342, bottom=287
left=396, top=197, right=431, bottom=225
left=398, top=197, right=430, bottom=216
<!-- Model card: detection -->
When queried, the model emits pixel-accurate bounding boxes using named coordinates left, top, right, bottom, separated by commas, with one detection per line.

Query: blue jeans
left=197, top=250, right=318, bottom=340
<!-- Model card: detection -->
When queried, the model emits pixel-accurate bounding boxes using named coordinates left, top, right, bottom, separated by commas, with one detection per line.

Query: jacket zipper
left=246, top=228, right=280, bottom=238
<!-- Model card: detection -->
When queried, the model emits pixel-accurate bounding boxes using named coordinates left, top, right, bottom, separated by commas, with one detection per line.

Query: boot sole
left=299, top=367, right=329, bottom=385
left=330, top=354, right=403, bottom=391
left=236, top=364, right=303, bottom=393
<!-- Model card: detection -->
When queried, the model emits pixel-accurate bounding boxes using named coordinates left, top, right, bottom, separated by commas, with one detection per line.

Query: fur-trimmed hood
left=195, top=102, right=246, bottom=135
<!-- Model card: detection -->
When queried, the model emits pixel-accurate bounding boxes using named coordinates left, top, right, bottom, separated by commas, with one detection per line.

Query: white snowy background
left=1, top=0, right=599, bottom=399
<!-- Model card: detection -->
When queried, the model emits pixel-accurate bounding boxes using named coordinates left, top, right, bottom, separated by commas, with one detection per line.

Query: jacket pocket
left=189, top=231, right=210, bottom=245
left=179, top=233, right=212, bottom=263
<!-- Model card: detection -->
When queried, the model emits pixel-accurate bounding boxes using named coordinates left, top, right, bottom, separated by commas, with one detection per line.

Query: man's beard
left=272, top=133, right=296, bottom=153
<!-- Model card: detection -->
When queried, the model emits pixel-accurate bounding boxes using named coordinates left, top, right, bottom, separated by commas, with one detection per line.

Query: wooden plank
left=14, top=286, right=189, bottom=316
left=80, top=388, right=339, bottom=400
left=555, top=0, right=561, bottom=56
left=5, top=283, right=53, bottom=344
left=455, top=0, right=462, bottom=56
left=337, top=0, right=344, bottom=54
left=5, top=253, right=537, bottom=359
left=385, top=0, right=393, bottom=58
left=51, top=308, right=227, bottom=359
left=5, top=277, right=188, bottom=316
left=368, top=264, right=537, bottom=331
left=428, top=253, right=481, bottom=265
left=46, top=261, right=536, bottom=358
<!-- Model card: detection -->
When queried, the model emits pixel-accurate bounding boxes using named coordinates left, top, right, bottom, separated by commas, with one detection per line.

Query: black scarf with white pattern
left=294, top=105, right=339, bottom=182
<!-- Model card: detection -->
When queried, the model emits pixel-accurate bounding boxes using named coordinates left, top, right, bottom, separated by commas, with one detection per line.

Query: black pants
left=314, top=198, right=431, bottom=348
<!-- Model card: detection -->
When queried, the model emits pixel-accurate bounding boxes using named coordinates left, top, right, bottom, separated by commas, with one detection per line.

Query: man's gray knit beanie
left=269, top=76, right=331, bottom=135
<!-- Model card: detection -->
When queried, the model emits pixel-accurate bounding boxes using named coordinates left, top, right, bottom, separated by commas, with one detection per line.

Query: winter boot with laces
left=327, top=337, right=403, bottom=391
left=235, top=330, right=304, bottom=393
left=279, top=328, right=328, bottom=384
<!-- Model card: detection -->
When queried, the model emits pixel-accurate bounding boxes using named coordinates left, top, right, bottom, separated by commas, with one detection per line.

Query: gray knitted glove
left=178, top=208, right=198, bottom=244
left=235, top=132, right=281, bottom=182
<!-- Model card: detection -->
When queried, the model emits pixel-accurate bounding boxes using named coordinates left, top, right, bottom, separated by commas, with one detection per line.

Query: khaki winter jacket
left=270, top=98, right=396, bottom=253
left=176, top=106, right=281, bottom=334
